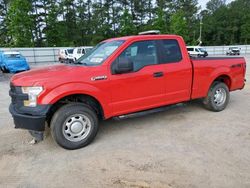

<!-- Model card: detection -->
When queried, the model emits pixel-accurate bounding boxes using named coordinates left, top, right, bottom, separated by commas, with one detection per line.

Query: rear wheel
left=203, top=82, right=230, bottom=112
left=51, top=103, right=99, bottom=149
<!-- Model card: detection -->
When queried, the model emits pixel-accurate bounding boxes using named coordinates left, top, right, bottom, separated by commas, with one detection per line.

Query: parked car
left=0, top=51, right=30, bottom=73
left=73, top=46, right=93, bottom=61
left=187, top=46, right=208, bottom=57
left=58, top=48, right=74, bottom=63
left=9, top=32, right=246, bottom=149
left=226, top=47, right=241, bottom=55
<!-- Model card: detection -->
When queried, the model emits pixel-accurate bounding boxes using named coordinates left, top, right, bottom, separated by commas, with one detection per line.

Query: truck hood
left=11, top=64, right=93, bottom=86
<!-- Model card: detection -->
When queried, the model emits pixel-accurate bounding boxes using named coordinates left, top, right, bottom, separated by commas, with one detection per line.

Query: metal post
left=53, top=48, right=56, bottom=63
left=33, top=48, right=36, bottom=64
left=198, top=18, right=203, bottom=46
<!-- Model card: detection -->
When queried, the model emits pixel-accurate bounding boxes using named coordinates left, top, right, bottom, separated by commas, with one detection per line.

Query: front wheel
left=51, top=103, right=99, bottom=149
left=1, top=66, right=9, bottom=73
left=203, top=82, right=230, bottom=112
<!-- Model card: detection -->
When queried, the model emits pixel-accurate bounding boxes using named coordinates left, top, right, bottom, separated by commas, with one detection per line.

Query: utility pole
left=198, top=17, right=203, bottom=46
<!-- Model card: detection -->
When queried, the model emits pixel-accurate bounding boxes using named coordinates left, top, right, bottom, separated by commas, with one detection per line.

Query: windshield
left=198, top=48, right=206, bottom=52
left=76, top=40, right=125, bottom=65
left=4, top=53, right=21, bottom=59
left=231, top=47, right=239, bottom=50
left=67, top=49, right=74, bottom=54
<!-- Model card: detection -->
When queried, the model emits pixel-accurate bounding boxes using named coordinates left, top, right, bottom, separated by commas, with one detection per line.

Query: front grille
left=9, top=83, right=28, bottom=105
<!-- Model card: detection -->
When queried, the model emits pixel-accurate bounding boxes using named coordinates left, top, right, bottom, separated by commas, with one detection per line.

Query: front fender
left=38, top=82, right=111, bottom=118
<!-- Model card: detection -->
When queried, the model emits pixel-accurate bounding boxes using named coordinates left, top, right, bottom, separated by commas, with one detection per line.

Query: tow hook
left=29, top=130, right=44, bottom=143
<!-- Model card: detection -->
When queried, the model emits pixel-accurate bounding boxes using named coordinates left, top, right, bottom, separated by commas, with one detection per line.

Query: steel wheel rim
left=214, top=88, right=227, bottom=106
left=62, top=114, right=91, bottom=142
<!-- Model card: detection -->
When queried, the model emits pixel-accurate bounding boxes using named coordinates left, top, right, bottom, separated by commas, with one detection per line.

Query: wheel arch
left=208, top=74, right=232, bottom=94
left=47, top=93, right=105, bottom=125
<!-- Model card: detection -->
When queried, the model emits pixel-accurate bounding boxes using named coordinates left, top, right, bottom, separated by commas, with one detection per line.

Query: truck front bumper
left=9, top=104, right=48, bottom=132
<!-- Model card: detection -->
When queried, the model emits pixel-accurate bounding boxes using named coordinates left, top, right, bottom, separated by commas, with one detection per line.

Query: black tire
left=51, top=103, right=99, bottom=150
left=203, top=82, right=230, bottom=112
left=1, top=66, right=8, bottom=73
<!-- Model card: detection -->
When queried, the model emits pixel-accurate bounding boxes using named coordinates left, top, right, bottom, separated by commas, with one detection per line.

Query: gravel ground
left=0, top=57, right=250, bottom=188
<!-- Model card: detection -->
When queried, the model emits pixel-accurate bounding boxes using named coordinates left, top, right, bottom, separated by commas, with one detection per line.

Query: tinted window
left=160, top=40, right=182, bottom=64
left=118, top=40, right=158, bottom=72
left=77, top=49, right=81, bottom=54
left=187, top=48, right=194, bottom=51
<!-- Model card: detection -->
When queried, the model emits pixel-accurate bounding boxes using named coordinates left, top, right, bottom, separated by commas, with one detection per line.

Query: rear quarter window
left=159, top=40, right=182, bottom=64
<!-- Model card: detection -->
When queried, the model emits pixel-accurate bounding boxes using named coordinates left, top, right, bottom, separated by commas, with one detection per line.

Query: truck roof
left=3, top=51, right=20, bottom=55
left=104, top=34, right=183, bottom=42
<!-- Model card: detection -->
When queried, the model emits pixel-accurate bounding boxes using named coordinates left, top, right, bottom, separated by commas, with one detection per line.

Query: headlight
left=22, top=86, right=43, bottom=107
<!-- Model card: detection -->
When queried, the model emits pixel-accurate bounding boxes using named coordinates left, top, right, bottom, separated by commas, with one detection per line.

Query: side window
left=160, top=40, right=182, bottom=64
left=118, top=40, right=158, bottom=72
left=187, top=48, right=193, bottom=51
left=195, top=48, right=199, bottom=52
left=82, top=49, right=85, bottom=54
left=77, top=49, right=81, bottom=54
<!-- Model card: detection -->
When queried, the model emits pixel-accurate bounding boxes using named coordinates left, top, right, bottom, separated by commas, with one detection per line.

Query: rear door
left=109, top=40, right=167, bottom=116
left=158, top=39, right=193, bottom=104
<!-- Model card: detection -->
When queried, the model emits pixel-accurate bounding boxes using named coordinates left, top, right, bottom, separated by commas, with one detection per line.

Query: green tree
left=206, top=0, right=226, bottom=13
left=6, top=0, right=34, bottom=47
left=169, top=11, right=189, bottom=42
left=0, top=0, right=9, bottom=46
left=120, top=9, right=136, bottom=36
left=44, top=1, right=62, bottom=46
left=152, top=7, right=167, bottom=33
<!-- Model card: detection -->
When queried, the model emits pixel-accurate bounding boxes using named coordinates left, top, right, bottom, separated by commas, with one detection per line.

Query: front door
left=109, top=40, right=166, bottom=116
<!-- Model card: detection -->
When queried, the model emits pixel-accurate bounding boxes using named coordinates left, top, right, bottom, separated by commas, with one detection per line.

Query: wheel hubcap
left=62, top=114, right=91, bottom=142
left=71, top=122, right=84, bottom=133
left=214, top=88, right=226, bottom=106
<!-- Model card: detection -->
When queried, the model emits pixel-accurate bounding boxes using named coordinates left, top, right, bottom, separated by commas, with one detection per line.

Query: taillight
left=243, top=63, right=246, bottom=78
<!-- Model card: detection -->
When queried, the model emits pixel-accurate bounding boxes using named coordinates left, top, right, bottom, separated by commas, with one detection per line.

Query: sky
left=198, top=0, right=234, bottom=10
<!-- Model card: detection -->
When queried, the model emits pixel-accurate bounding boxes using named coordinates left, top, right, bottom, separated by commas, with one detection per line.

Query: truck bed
left=191, top=56, right=246, bottom=99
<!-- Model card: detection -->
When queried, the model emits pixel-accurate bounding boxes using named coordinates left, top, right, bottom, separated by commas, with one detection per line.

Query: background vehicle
left=0, top=51, right=30, bottom=73
left=226, top=47, right=241, bottom=55
left=187, top=46, right=208, bottom=57
left=9, top=33, right=246, bottom=150
left=58, top=48, right=74, bottom=63
left=73, top=46, right=93, bottom=61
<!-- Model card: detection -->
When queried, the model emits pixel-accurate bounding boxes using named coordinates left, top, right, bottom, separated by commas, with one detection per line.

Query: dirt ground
left=0, top=57, right=250, bottom=188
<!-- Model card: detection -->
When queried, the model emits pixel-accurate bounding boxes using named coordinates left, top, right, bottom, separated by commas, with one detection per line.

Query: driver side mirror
left=112, top=57, right=133, bottom=74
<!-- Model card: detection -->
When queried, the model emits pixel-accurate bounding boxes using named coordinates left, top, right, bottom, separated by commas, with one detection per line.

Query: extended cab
left=9, top=34, right=246, bottom=149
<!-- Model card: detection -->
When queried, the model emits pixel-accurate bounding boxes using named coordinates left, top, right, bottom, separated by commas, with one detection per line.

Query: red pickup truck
left=9, top=34, right=246, bottom=149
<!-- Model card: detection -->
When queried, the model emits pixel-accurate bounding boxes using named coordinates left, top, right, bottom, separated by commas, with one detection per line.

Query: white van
left=73, top=46, right=93, bottom=61
left=187, top=46, right=208, bottom=57
left=58, top=48, right=74, bottom=63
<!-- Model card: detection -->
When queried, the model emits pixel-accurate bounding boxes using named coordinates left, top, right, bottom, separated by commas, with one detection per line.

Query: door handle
left=153, top=72, right=164, bottom=78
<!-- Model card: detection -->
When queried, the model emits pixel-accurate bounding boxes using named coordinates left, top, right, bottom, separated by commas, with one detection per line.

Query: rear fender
left=206, top=67, right=232, bottom=93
